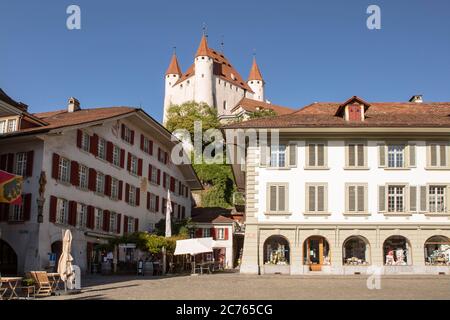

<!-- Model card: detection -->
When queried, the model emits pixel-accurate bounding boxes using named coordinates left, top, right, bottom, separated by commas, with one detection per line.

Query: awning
left=174, top=237, right=217, bottom=256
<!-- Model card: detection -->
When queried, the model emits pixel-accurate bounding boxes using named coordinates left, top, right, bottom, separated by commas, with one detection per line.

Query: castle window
left=201, top=74, right=204, bottom=78
left=223, top=101, right=227, bottom=110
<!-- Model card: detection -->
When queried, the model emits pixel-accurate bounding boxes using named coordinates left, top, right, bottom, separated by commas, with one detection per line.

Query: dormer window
left=0, top=118, right=18, bottom=134
left=335, top=96, right=370, bottom=122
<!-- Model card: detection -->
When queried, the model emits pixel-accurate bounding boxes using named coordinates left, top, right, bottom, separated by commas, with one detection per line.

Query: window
left=111, top=178, right=119, bottom=200
left=81, top=131, right=90, bottom=152
left=58, top=158, right=71, bottom=183
left=130, top=155, right=138, bottom=175
left=388, top=186, right=405, bottom=212
left=112, top=145, right=121, bottom=166
left=9, top=204, right=23, bottom=221
left=347, top=142, right=366, bottom=168
left=150, top=166, right=158, bottom=184
left=128, top=217, right=135, bottom=233
left=223, top=101, right=227, bottom=110
left=109, top=212, right=117, bottom=232
left=306, top=142, right=327, bottom=168
left=202, top=228, right=211, bottom=238
left=158, top=148, right=168, bottom=164
left=165, top=173, right=170, bottom=190
left=79, top=165, right=88, bottom=189
left=428, top=143, right=448, bottom=168
left=162, top=198, right=167, bottom=214
left=429, top=186, right=446, bottom=213
left=14, top=152, right=27, bottom=176
left=77, top=204, right=87, bottom=228
left=98, top=138, right=106, bottom=160
left=56, top=198, right=69, bottom=224
left=216, top=228, right=225, bottom=240
left=267, top=183, right=288, bottom=213
left=0, top=120, right=6, bottom=134
left=96, top=172, right=105, bottom=194
left=346, top=184, right=367, bottom=213
left=149, top=193, right=157, bottom=212
left=306, top=183, right=328, bottom=213
left=387, top=145, right=405, bottom=168
left=270, top=144, right=286, bottom=167
left=7, top=119, right=17, bottom=132
left=123, top=126, right=133, bottom=144
left=143, top=136, right=153, bottom=155
left=129, top=185, right=136, bottom=206
left=94, top=208, right=103, bottom=230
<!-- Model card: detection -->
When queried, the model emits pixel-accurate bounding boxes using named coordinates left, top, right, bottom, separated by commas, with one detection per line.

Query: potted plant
left=21, top=278, right=35, bottom=296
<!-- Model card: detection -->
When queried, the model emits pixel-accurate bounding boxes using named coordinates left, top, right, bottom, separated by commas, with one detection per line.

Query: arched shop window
left=343, top=236, right=370, bottom=265
left=424, top=236, right=450, bottom=266
left=383, top=236, right=412, bottom=266
left=303, top=236, right=331, bottom=266
left=263, top=235, right=290, bottom=265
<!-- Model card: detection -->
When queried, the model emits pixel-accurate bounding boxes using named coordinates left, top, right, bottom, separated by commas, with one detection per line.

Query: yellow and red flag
left=0, top=170, right=23, bottom=204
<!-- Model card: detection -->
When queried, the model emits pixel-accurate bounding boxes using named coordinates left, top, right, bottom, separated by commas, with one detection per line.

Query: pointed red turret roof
left=248, top=57, right=263, bottom=81
left=165, top=53, right=182, bottom=75
left=195, top=35, right=210, bottom=57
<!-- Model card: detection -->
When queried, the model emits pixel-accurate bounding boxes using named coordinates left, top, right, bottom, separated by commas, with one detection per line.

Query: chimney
left=409, top=95, right=423, bottom=103
left=67, top=97, right=81, bottom=112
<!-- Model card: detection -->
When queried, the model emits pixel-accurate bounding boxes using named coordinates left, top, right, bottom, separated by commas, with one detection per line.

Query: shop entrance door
left=305, top=236, right=330, bottom=271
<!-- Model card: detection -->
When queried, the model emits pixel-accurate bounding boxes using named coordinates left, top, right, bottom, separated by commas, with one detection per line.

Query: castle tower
left=247, top=57, right=265, bottom=102
left=163, top=52, right=182, bottom=124
left=193, top=35, right=214, bottom=108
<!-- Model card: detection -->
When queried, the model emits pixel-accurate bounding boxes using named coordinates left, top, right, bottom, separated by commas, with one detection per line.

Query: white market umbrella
left=57, top=229, right=74, bottom=289
left=174, top=238, right=217, bottom=274
left=165, top=189, right=172, bottom=237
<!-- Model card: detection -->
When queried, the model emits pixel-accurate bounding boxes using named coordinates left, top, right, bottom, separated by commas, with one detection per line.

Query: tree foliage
left=247, top=108, right=277, bottom=119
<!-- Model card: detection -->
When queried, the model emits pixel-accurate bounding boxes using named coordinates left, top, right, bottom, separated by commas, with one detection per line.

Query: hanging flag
left=165, top=189, right=172, bottom=237
left=0, top=170, right=23, bottom=204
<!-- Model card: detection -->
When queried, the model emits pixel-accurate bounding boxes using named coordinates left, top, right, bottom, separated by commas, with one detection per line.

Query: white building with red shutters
left=0, top=90, right=201, bottom=275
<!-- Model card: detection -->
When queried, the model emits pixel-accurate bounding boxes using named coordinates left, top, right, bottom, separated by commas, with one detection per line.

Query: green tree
left=247, top=108, right=277, bottom=119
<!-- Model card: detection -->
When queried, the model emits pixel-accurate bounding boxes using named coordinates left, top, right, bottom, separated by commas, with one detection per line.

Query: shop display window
left=263, top=236, right=290, bottom=265
left=383, top=236, right=411, bottom=265
left=424, top=236, right=450, bottom=266
left=343, top=236, right=370, bottom=265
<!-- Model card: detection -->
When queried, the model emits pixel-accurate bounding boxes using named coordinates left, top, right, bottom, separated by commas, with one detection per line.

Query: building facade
left=0, top=91, right=201, bottom=275
left=163, top=35, right=294, bottom=123
left=225, top=96, right=450, bottom=275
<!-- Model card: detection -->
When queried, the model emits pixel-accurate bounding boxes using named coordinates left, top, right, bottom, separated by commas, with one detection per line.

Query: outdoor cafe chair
left=30, top=271, right=52, bottom=297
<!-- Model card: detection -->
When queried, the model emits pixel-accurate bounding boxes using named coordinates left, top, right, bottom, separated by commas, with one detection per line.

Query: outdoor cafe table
left=0, top=277, right=23, bottom=300
left=47, top=273, right=63, bottom=291
left=194, top=261, right=214, bottom=275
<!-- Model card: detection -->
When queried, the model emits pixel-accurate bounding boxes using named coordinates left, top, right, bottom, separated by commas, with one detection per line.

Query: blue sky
left=1, top=0, right=449, bottom=122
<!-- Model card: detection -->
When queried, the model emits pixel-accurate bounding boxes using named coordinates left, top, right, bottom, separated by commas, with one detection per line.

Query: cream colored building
left=225, top=95, right=450, bottom=275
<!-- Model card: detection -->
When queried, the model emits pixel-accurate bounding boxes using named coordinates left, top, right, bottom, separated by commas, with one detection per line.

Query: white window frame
left=79, top=165, right=88, bottom=189
left=95, top=208, right=103, bottom=231
left=111, top=177, right=119, bottom=200
left=98, top=138, right=106, bottom=160
left=128, top=217, right=135, bottom=233
left=0, top=120, right=6, bottom=134
left=123, top=126, right=132, bottom=144
left=428, top=185, right=447, bottom=213
left=269, top=144, right=286, bottom=168
left=96, top=172, right=105, bottom=194
left=151, top=166, right=158, bottom=184
left=129, top=185, right=136, bottom=206
left=202, top=228, right=211, bottom=238
left=387, top=144, right=405, bottom=168
left=305, top=183, right=328, bottom=214
left=59, top=158, right=71, bottom=183
left=216, top=228, right=225, bottom=240
left=14, top=152, right=27, bottom=176
left=56, top=198, right=69, bottom=225
left=149, top=193, right=157, bottom=212
left=387, top=185, right=406, bottom=213
left=130, top=155, right=138, bottom=175
left=109, top=212, right=117, bottom=233
left=112, top=145, right=121, bottom=166
left=81, top=131, right=90, bottom=152
left=9, top=204, right=24, bottom=222
left=7, top=119, right=17, bottom=132
left=77, top=203, right=87, bottom=228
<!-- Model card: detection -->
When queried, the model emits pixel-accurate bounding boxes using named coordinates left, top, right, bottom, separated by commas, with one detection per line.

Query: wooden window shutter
left=155, top=196, right=160, bottom=212
left=149, top=140, right=153, bottom=155
left=116, top=214, right=121, bottom=234
left=136, top=188, right=140, bottom=206
left=68, top=201, right=77, bottom=226
left=163, top=173, right=167, bottom=188
left=357, top=186, right=365, bottom=212
left=135, top=218, right=139, bottom=232
left=147, top=192, right=150, bottom=209
left=317, top=144, right=325, bottom=166
left=420, top=186, right=427, bottom=212
left=120, top=149, right=125, bottom=168
left=224, top=228, right=229, bottom=240
left=130, top=130, right=135, bottom=145
left=278, top=185, right=286, bottom=211
left=409, top=186, right=417, bottom=212
left=118, top=180, right=123, bottom=200
left=0, top=154, right=7, bottom=171
left=348, top=144, right=355, bottom=167
left=308, top=186, right=316, bottom=212
left=210, top=228, right=215, bottom=240
left=140, top=134, right=144, bottom=151
left=127, top=153, right=131, bottom=171
left=409, top=144, right=416, bottom=167
left=49, top=196, right=57, bottom=223
left=90, top=134, right=99, bottom=156
left=289, top=144, right=297, bottom=167
left=357, top=144, right=365, bottom=167
left=164, top=152, right=168, bottom=165
left=269, top=186, right=277, bottom=211
left=378, top=186, right=386, bottom=212
left=26, top=150, right=34, bottom=177
left=52, top=153, right=60, bottom=180
left=87, top=206, right=95, bottom=229
left=123, top=216, right=128, bottom=234
left=378, top=144, right=386, bottom=167
left=70, top=161, right=79, bottom=186
left=157, top=169, right=161, bottom=185
left=170, top=177, right=175, bottom=192
left=104, top=175, right=111, bottom=196
left=6, top=153, right=14, bottom=173
left=317, top=185, right=325, bottom=211
left=138, top=158, right=143, bottom=176
left=121, top=124, right=125, bottom=140
left=103, top=210, right=110, bottom=232
left=88, top=168, right=97, bottom=191
left=148, top=164, right=152, bottom=180
left=348, top=186, right=356, bottom=212
left=125, top=183, right=130, bottom=203
left=308, top=144, right=316, bottom=166
left=260, top=145, right=269, bottom=167
left=430, top=145, right=437, bottom=166
left=440, top=145, right=447, bottom=166
left=106, top=141, right=113, bottom=163
left=76, top=129, right=82, bottom=148
left=23, top=194, right=32, bottom=221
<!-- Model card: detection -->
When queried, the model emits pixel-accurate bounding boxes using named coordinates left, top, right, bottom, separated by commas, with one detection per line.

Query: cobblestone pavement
left=46, top=273, right=450, bottom=300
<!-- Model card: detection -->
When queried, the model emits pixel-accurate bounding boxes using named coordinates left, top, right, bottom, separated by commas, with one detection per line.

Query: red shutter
left=103, top=210, right=110, bottom=232
left=196, top=228, right=202, bottom=238
left=210, top=228, right=216, bottom=240
left=26, top=150, right=34, bottom=177
left=118, top=180, right=123, bottom=200
left=90, top=134, right=99, bottom=156
left=182, top=206, right=185, bottom=219
left=149, top=140, right=153, bottom=155
left=148, top=164, right=152, bottom=181
left=136, top=188, right=140, bottom=206
left=224, top=228, right=229, bottom=240
left=76, top=129, right=82, bottom=148
left=0, top=154, right=7, bottom=171
left=106, top=141, right=113, bottom=163
left=130, top=130, right=135, bottom=145
left=49, top=196, right=57, bottom=223
left=52, top=153, right=60, bottom=180
left=0, top=203, right=10, bottom=221
left=68, top=201, right=77, bottom=226
left=23, top=194, right=32, bottom=221
left=105, top=175, right=111, bottom=196
left=147, top=192, right=150, bottom=210
left=155, top=196, right=159, bottom=212
left=163, top=173, right=167, bottom=188
left=134, top=218, right=139, bottom=232
left=158, top=148, right=161, bottom=161
left=121, top=124, right=125, bottom=140
left=125, top=183, right=130, bottom=203
left=140, top=134, right=144, bottom=151
left=70, top=161, right=79, bottom=186
left=6, top=153, right=14, bottom=173
left=164, top=152, right=168, bottom=165
left=87, top=206, right=94, bottom=229
left=138, top=158, right=143, bottom=176
left=170, top=177, right=175, bottom=192
left=88, top=168, right=97, bottom=191
left=116, top=213, right=121, bottom=234
left=127, top=153, right=131, bottom=171
left=157, top=169, right=161, bottom=185
left=120, top=149, right=125, bottom=168
left=123, top=216, right=128, bottom=234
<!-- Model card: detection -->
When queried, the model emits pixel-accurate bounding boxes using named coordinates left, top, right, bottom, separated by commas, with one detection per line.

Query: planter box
left=262, top=264, right=290, bottom=275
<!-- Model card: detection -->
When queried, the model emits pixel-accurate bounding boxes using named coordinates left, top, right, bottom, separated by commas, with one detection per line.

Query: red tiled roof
left=248, top=57, right=263, bottom=81
left=165, top=53, right=182, bottom=75
left=231, top=98, right=295, bottom=116
left=191, top=207, right=236, bottom=224
left=0, top=88, right=28, bottom=111
left=223, top=100, right=450, bottom=129
left=195, top=35, right=209, bottom=57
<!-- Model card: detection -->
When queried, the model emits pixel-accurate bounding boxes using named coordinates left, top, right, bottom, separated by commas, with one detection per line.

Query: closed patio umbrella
left=57, top=229, right=74, bottom=290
